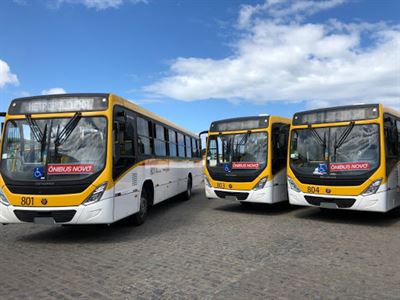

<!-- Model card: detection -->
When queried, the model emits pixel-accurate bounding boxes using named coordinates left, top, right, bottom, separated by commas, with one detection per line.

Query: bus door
left=113, top=107, right=139, bottom=219
left=271, top=123, right=289, bottom=202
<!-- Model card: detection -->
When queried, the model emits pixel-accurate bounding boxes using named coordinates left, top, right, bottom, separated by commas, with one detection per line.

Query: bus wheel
left=183, top=176, right=192, bottom=201
left=129, top=190, right=148, bottom=226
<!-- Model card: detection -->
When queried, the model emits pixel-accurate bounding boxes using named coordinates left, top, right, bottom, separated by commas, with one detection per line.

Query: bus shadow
left=214, top=201, right=303, bottom=216
left=294, top=207, right=400, bottom=227
left=17, top=190, right=201, bottom=244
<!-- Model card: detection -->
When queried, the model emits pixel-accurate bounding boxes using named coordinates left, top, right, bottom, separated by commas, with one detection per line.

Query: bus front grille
left=215, top=191, right=249, bottom=201
left=304, top=196, right=356, bottom=208
left=14, top=210, right=76, bottom=223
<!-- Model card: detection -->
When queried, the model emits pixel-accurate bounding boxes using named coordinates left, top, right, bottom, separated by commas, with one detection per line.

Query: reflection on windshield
left=1, top=117, right=107, bottom=181
left=290, top=124, right=379, bottom=176
left=207, top=132, right=268, bottom=169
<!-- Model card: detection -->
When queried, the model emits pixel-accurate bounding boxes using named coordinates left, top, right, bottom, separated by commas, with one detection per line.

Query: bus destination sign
left=9, top=96, right=108, bottom=115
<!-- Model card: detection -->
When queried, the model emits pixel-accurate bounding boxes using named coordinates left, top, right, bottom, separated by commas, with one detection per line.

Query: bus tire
left=129, top=189, right=148, bottom=226
left=182, top=175, right=192, bottom=201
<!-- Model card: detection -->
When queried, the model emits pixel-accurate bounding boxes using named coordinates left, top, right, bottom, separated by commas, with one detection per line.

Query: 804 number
left=307, top=186, right=320, bottom=194
left=21, top=196, right=34, bottom=206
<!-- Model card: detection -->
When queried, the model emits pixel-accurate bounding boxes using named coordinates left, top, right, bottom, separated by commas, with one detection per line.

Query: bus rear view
left=204, top=116, right=290, bottom=205
left=287, top=104, right=400, bottom=212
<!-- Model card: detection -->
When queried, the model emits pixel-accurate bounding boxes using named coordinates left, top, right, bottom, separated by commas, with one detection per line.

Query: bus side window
left=113, top=108, right=136, bottom=179
left=137, top=117, right=152, bottom=155
left=154, top=124, right=167, bottom=156
left=185, top=136, right=192, bottom=158
left=177, top=133, right=185, bottom=158
left=397, top=120, right=400, bottom=156
left=272, top=123, right=289, bottom=174
left=384, top=114, right=399, bottom=175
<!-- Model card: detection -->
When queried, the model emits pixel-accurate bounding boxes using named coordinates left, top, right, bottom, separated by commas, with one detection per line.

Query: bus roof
left=110, top=94, right=198, bottom=138
left=8, top=93, right=198, bottom=139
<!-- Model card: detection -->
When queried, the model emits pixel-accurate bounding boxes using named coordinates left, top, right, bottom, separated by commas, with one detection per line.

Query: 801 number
left=21, top=196, right=34, bottom=206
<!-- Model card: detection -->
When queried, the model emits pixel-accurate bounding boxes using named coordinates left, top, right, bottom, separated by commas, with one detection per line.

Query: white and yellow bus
left=204, top=115, right=290, bottom=205
left=0, top=93, right=202, bottom=225
left=288, top=104, right=400, bottom=212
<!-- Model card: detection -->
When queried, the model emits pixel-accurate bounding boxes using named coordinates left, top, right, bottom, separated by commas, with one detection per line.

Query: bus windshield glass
left=1, top=116, right=107, bottom=181
left=207, top=131, right=268, bottom=171
left=290, top=124, right=379, bottom=176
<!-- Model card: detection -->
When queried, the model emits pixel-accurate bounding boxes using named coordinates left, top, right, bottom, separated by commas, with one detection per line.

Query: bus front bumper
left=288, top=188, right=389, bottom=212
left=205, top=184, right=279, bottom=204
left=0, top=197, right=115, bottom=225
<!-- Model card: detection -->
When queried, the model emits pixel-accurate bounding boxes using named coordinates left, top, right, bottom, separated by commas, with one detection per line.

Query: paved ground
left=1, top=189, right=400, bottom=299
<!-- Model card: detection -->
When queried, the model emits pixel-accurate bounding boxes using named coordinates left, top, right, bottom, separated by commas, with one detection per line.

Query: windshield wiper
left=233, top=131, right=251, bottom=158
left=333, top=121, right=355, bottom=159
left=54, top=112, right=82, bottom=147
left=26, top=114, right=48, bottom=162
left=237, top=130, right=252, bottom=145
left=307, top=124, right=326, bottom=148
left=26, top=114, right=44, bottom=143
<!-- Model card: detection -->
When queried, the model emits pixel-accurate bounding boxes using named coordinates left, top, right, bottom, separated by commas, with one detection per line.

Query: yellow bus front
left=0, top=94, right=115, bottom=224
left=204, top=116, right=289, bottom=204
left=287, top=103, right=399, bottom=212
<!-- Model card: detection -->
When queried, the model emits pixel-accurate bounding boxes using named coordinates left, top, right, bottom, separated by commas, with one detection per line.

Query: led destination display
left=8, top=95, right=109, bottom=115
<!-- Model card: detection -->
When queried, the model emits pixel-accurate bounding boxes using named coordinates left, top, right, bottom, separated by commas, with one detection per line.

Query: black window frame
left=384, top=113, right=400, bottom=175
left=113, top=106, right=137, bottom=179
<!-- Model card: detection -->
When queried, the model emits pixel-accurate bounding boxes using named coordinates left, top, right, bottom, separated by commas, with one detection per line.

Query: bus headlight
left=0, top=190, right=10, bottom=206
left=204, top=176, right=212, bottom=188
left=83, top=182, right=108, bottom=206
left=287, top=177, right=301, bottom=192
left=361, top=178, right=382, bottom=196
left=253, top=177, right=268, bottom=191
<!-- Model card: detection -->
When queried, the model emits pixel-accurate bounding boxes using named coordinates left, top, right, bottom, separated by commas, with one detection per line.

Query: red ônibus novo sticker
left=47, top=164, right=95, bottom=175
left=329, top=162, right=371, bottom=172
left=232, top=162, right=260, bottom=169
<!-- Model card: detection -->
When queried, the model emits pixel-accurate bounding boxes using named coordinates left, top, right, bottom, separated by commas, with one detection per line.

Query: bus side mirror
left=1, top=122, right=4, bottom=134
left=198, top=130, right=208, bottom=151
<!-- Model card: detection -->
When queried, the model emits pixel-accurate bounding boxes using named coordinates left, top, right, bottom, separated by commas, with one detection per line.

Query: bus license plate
left=306, top=186, right=320, bottom=194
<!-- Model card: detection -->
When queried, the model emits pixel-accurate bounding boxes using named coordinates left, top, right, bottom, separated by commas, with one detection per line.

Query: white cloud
left=0, top=59, right=19, bottom=88
left=55, top=0, right=148, bottom=10
left=41, top=87, right=67, bottom=95
left=145, top=0, right=400, bottom=109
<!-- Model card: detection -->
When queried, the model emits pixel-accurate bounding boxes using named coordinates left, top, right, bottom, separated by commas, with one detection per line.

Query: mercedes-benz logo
left=41, top=198, right=48, bottom=205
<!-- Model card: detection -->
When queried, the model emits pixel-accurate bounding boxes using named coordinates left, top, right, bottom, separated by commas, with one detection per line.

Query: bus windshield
left=290, top=124, right=379, bottom=176
left=207, top=131, right=268, bottom=171
left=1, top=116, right=107, bottom=181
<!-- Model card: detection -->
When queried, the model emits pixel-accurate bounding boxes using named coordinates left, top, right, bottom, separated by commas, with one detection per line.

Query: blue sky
left=0, top=0, right=399, bottom=133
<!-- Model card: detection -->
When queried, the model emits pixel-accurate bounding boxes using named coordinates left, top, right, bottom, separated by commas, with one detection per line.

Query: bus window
left=207, top=138, right=217, bottom=167
left=185, top=136, right=192, bottom=158
left=177, top=133, right=185, bottom=158
left=384, top=114, right=399, bottom=175
left=137, top=117, right=152, bottom=155
left=155, top=124, right=166, bottom=156
left=191, top=138, right=198, bottom=158
left=113, top=108, right=136, bottom=179
left=168, top=129, right=177, bottom=157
